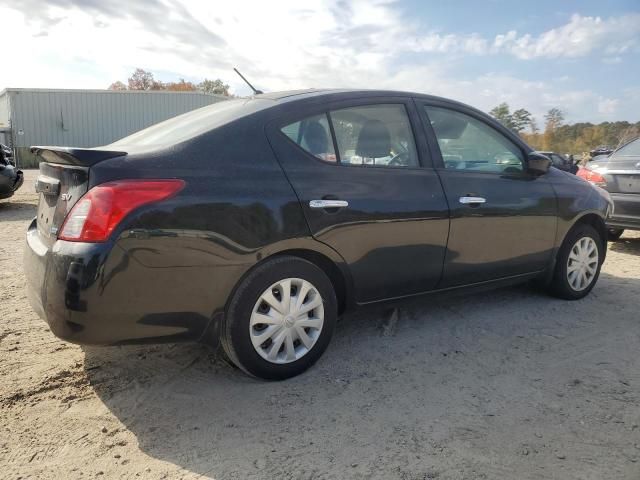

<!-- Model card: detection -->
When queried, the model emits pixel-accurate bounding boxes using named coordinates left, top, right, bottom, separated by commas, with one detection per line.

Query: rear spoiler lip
left=30, top=146, right=127, bottom=167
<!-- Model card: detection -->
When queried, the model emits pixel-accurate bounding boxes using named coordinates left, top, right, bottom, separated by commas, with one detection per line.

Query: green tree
left=511, top=108, right=533, bottom=133
left=616, top=126, right=640, bottom=148
left=544, top=108, right=565, bottom=131
left=489, top=103, right=515, bottom=129
left=165, top=79, right=197, bottom=91
left=198, top=78, right=231, bottom=96
left=108, top=70, right=233, bottom=96
left=108, top=80, right=127, bottom=91
left=127, top=68, right=163, bottom=90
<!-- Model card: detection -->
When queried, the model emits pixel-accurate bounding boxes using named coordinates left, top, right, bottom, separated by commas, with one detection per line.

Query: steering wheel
left=389, top=152, right=408, bottom=166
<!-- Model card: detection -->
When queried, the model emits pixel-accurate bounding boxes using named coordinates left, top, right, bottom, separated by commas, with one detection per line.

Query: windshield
left=109, top=97, right=272, bottom=148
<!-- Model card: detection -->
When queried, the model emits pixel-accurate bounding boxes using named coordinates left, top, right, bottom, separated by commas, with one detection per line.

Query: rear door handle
left=459, top=196, right=486, bottom=205
left=309, top=199, right=349, bottom=209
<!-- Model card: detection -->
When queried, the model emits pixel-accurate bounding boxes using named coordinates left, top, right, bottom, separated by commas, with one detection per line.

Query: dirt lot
left=1, top=169, right=640, bottom=479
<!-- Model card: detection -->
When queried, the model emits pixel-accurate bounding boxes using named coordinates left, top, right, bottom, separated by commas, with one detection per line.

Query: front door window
left=424, top=106, right=524, bottom=174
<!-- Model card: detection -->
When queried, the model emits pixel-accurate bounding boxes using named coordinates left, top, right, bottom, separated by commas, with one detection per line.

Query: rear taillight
left=58, top=179, right=185, bottom=242
left=577, top=167, right=607, bottom=187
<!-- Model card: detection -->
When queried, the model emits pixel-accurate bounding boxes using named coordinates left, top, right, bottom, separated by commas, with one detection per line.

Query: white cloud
left=0, top=1, right=638, bottom=123
left=598, top=97, right=619, bottom=116
left=493, top=13, right=640, bottom=59
left=408, top=33, right=490, bottom=55
left=399, top=12, right=640, bottom=59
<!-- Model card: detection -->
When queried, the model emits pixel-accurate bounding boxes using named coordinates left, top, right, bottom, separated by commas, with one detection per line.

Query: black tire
left=607, top=228, right=624, bottom=241
left=548, top=224, right=604, bottom=300
left=221, top=256, right=337, bottom=380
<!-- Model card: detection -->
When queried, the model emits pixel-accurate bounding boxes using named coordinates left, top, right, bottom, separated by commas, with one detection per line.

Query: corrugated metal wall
left=0, top=92, right=10, bottom=147
left=7, top=89, right=227, bottom=148
left=0, top=93, right=9, bottom=126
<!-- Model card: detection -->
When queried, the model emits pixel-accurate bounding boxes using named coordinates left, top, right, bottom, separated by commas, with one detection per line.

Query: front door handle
left=459, top=196, right=486, bottom=205
left=309, top=199, right=349, bottom=209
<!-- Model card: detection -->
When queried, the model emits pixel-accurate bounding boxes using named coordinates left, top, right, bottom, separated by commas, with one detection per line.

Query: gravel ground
left=1, top=169, right=640, bottom=479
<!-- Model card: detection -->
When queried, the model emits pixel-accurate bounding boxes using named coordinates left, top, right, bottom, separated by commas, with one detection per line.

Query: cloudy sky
left=1, top=0, right=639, bottom=124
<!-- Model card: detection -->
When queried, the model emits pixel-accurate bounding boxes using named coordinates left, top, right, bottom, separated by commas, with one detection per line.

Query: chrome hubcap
left=250, top=278, right=324, bottom=364
left=567, top=237, right=599, bottom=291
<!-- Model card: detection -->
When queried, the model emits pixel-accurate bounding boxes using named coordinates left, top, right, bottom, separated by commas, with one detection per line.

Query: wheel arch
left=225, top=244, right=353, bottom=317
left=570, top=212, right=608, bottom=256
left=270, top=249, right=349, bottom=314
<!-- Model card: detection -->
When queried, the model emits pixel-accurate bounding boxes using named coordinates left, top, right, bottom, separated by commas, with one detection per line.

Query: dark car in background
left=578, top=137, right=640, bottom=240
left=0, top=143, right=23, bottom=199
left=24, top=89, right=612, bottom=379
left=537, top=151, right=579, bottom=174
left=590, top=145, right=614, bottom=158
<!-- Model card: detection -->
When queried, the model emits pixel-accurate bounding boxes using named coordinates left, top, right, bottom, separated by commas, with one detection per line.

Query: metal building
left=0, top=88, right=228, bottom=167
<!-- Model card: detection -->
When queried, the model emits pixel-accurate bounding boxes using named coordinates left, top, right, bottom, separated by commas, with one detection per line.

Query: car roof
left=250, top=88, right=468, bottom=106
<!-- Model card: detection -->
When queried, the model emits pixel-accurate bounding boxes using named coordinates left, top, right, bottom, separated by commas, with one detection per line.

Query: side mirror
left=527, top=152, right=551, bottom=175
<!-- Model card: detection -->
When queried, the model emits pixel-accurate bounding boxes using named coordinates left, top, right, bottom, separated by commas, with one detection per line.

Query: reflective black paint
left=24, top=89, right=612, bottom=346
left=0, top=163, right=23, bottom=199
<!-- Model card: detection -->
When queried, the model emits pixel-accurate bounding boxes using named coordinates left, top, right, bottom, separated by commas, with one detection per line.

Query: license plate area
left=617, top=175, right=640, bottom=193
left=36, top=191, right=59, bottom=238
left=34, top=164, right=89, bottom=242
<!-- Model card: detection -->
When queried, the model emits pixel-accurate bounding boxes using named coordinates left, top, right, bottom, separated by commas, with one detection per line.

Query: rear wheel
left=222, top=256, right=337, bottom=380
left=548, top=224, right=604, bottom=300
left=607, top=228, right=624, bottom=241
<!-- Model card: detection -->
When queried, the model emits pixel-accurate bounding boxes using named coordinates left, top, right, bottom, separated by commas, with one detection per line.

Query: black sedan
left=0, top=143, right=23, bottom=199
left=578, top=137, right=640, bottom=240
left=24, top=89, right=612, bottom=379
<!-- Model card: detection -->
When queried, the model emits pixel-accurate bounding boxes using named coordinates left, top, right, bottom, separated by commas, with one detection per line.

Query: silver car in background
left=578, top=137, right=640, bottom=240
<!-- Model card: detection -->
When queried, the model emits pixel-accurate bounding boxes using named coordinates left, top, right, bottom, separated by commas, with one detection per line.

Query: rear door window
left=281, top=114, right=336, bottom=162
left=280, top=104, right=419, bottom=168
left=329, top=104, right=418, bottom=167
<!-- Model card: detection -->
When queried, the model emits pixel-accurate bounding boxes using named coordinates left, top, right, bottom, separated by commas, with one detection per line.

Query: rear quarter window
left=109, top=98, right=272, bottom=149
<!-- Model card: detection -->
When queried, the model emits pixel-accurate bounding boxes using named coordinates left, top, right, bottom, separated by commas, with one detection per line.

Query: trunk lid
left=31, top=146, right=126, bottom=246
left=603, top=156, right=640, bottom=194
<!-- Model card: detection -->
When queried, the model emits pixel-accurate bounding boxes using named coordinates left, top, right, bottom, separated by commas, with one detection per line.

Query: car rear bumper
left=607, top=193, right=640, bottom=231
left=24, top=218, right=216, bottom=345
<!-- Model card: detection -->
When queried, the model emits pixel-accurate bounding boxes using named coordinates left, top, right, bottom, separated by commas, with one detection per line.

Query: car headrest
left=356, top=120, right=391, bottom=158
left=303, top=121, right=329, bottom=156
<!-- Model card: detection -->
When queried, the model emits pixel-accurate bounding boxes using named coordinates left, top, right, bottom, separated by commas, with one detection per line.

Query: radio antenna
left=233, top=68, right=263, bottom=95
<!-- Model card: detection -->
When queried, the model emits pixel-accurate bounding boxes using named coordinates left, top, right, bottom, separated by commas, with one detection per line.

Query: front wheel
left=221, top=256, right=337, bottom=380
left=548, top=224, right=604, bottom=300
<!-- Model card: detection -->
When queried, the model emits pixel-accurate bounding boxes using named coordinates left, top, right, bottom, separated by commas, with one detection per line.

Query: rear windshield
left=603, top=138, right=640, bottom=170
left=612, top=138, right=640, bottom=157
left=109, top=97, right=271, bottom=148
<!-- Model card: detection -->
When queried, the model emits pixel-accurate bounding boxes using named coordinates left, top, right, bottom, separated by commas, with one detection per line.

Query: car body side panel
left=415, top=98, right=558, bottom=286
left=435, top=170, right=557, bottom=287
left=24, top=118, right=354, bottom=345
left=23, top=90, right=613, bottom=348
left=265, top=97, right=450, bottom=303
left=545, top=168, right=612, bottom=248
